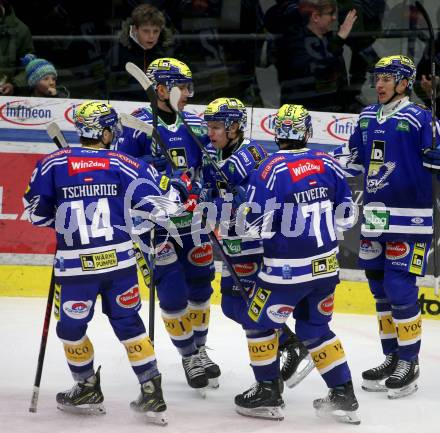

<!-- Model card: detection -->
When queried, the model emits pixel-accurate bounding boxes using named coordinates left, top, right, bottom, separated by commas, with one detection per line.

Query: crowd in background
left=0, top=0, right=439, bottom=114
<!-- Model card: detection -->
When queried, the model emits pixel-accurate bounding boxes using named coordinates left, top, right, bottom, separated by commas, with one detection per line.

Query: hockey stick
left=119, top=113, right=175, bottom=170
left=29, top=122, right=67, bottom=412
left=415, top=1, right=440, bottom=294
left=125, top=62, right=161, bottom=341
left=46, top=121, right=68, bottom=149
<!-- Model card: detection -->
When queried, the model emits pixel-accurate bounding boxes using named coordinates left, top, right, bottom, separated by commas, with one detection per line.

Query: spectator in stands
left=415, top=31, right=440, bottom=118
left=106, top=4, right=173, bottom=101
left=21, top=54, right=69, bottom=98
left=268, top=0, right=357, bottom=112
left=0, top=0, right=34, bottom=96
left=338, top=0, right=386, bottom=113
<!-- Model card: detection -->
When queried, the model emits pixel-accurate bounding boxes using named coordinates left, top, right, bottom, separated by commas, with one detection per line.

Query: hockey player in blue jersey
left=232, top=104, right=359, bottom=424
left=334, top=55, right=440, bottom=399
left=23, top=101, right=194, bottom=424
left=117, top=58, right=219, bottom=392
left=201, top=97, right=313, bottom=389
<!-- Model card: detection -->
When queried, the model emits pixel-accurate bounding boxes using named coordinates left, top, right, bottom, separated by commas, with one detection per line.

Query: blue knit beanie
left=21, top=54, right=57, bottom=88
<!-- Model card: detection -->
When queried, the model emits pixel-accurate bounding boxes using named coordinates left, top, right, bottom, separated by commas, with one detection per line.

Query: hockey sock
left=307, top=333, right=351, bottom=388
left=121, top=332, right=159, bottom=383
left=161, top=307, right=197, bottom=356
left=392, top=303, right=421, bottom=361
left=376, top=298, right=398, bottom=355
left=188, top=300, right=210, bottom=347
left=61, top=334, right=95, bottom=382
left=246, top=329, right=279, bottom=382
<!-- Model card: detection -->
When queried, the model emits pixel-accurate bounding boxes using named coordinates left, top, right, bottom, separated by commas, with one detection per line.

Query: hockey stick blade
left=169, top=87, right=181, bottom=114
left=46, top=122, right=68, bottom=149
left=120, top=113, right=154, bottom=136
left=125, top=62, right=152, bottom=91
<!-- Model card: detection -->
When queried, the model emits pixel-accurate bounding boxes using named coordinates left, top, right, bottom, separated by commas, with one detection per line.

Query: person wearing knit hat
left=21, top=53, right=68, bottom=97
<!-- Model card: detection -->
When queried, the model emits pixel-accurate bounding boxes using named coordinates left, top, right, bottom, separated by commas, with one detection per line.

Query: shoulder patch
left=42, top=148, right=71, bottom=164
left=108, top=151, right=140, bottom=169
left=260, top=155, right=286, bottom=180
left=248, top=145, right=263, bottom=163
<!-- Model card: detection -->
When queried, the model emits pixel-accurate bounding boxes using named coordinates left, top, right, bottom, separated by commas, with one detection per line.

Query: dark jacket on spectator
left=273, top=25, right=347, bottom=111
left=106, top=19, right=173, bottom=102
left=0, top=4, right=34, bottom=93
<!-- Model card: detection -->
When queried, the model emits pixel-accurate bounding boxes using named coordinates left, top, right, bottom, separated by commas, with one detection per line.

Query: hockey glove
left=423, top=147, right=440, bottom=172
left=232, top=185, right=246, bottom=209
left=141, top=154, right=168, bottom=172
left=199, top=187, right=213, bottom=204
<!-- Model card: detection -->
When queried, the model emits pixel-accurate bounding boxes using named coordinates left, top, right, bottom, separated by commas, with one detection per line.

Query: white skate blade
left=285, top=355, right=314, bottom=388
left=208, top=377, right=219, bottom=389
left=135, top=410, right=168, bottom=426
left=236, top=405, right=284, bottom=421
left=387, top=383, right=418, bottom=399
left=316, top=408, right=360, bottom=425
left=57, top=402, right=106, bottom=415
left=196, top=387, right=207, bottom=398
left=361, top=379, right=388, bottom=392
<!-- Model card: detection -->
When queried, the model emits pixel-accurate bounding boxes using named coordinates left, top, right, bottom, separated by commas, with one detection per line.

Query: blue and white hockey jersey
left=335, top=101, right=440, bottom=242
left=116, top=107, right=210, bottom=177
left=23, top=147, right=177, bottom=279
left=245, top=148, right=354, bottom=288
left=203, top=138, right=268, bottom=253
left=202, top=138, right=268, bottom=195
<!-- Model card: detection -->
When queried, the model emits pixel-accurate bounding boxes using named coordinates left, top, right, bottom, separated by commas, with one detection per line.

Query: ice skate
left=56, top=366, right=105, bottom=415
left=362, top=352, right=398, bottom=392
left=130, top=374, right=167, bottom=425
left=182, top=352, right=208, bottom=397
left=313, top=380, right=360, bottom=425
left=198, top=345, right=221, bottom=388
left=279, top=334, right=314, bottom=388
left=235, top=378, right=284, bottom=421
left=386, top=359, right=419, bottom=399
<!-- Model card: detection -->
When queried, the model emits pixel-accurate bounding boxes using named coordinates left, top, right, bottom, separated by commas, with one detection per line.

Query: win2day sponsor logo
left=0, top=100, right=53, bottom=125
left=326, top=116, right=357, bottom=142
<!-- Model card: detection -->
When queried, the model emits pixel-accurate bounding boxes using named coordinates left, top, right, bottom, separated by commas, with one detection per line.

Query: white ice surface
left=1, top=297, right=439, bottom=433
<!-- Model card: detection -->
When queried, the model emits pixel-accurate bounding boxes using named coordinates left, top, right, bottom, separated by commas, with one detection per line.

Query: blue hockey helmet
left=74, top=101, right=120, bottom=140
left=146, top=57, right=194, bottom=97
left=274, top=104, right=312, bottom=142
left=204, top=97, right=248, bottom=131
left=373, top=55, right=416, bottom=91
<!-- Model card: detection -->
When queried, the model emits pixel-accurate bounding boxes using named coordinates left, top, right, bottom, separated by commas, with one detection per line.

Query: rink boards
left=1, top=263, right=439, bottom=321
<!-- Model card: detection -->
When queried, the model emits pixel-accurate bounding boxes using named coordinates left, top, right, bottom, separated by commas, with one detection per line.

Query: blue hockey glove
left=141, top=154, right=168, bottom=172
left=232, top=185, right=246, bottom=209
left=199, top=187, right=213, bottom=203
left=423, top=147, right=440, bottom=172
left=169, top=170, right=192, bottom=201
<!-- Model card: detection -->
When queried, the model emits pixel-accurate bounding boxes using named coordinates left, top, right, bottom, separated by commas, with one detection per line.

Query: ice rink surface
left=1, top=297, right=439, bottom=433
